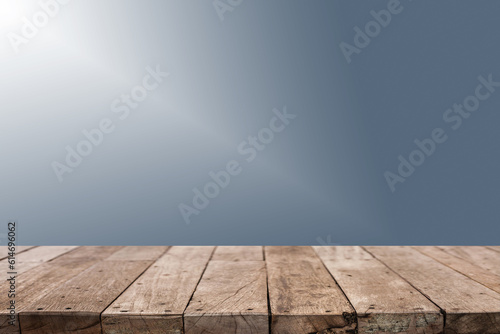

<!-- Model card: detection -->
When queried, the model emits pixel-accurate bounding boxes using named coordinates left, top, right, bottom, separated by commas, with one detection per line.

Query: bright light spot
left=0, top=1, right=30, bottom=29
left=0, top=1, right=39, bottom=39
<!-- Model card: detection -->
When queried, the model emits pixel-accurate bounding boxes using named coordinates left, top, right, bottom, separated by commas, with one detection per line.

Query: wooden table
left=0, top=246, right=499, bottom=334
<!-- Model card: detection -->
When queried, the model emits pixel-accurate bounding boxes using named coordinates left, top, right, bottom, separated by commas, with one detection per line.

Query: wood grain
left=211, top=246, right=263, bottom=261
left=184, top=260, right=268, bottom=334
left=266, top=246, right=356, bottom=334
left=265, top=245, right=318, bottom=263
left=0, top=246, right=36, bottom=261
left=104, top=246, right=168, bottom=261
left=314, top=246, right=443, bottom=333
left=365, top=246, right=500, bottom=334
left=437, top=246, right=500, bottom=275
left=1, top=246, right=497, bottom=333
left=0, top=246, right=77, bottom=275
left=20, top=247, right=161, bottom=334
left=21, top=260, right=151, bottom=334
left=102, top=246, right=214, bottom=334
left=414, top=246, right=500, bottom=294
left=486, top=246, right=500, bottom=253
left=0, top=246, right=122, bottom=334
left=162, top=246, right=215, bottom=262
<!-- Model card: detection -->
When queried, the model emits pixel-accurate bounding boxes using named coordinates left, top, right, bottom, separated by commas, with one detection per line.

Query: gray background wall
left=1, top=0, right=499, bottom=245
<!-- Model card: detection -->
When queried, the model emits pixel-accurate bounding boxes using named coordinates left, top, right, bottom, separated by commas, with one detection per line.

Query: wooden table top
left=1, top=246, right=499, bottom=334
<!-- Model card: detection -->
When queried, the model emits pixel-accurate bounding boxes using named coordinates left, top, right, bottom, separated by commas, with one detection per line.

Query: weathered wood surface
left=184, top=259, right=268, bottom=333
left=0, top=246, right=123, bottom=334
left=414, top=246, right=500, bottom=294
left=104, top=246, right=168, bottom=261
left=436, top=246, right=500, bottom=275
left=365, top=246, right=500, bottom=334
left=1, top=246, right=498, bottom=334
left=487, top=246, right=500, bottom=253
left=211, top=245, right=263, bottom=261
left=0, top=246, right=36, bottom=261
left=266, top=246, right=356, bottom=334
left=20, top=247, right=167, bottom=334
left=314, top=246, right=443, bottom=334
left=102, top=246, right=214, bottom=334
left=0, top=246, right=77, bottom=275
left=21, top=261, right=151, bottom=334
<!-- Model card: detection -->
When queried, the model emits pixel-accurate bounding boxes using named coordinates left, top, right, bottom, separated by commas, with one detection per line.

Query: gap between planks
left=101, top=246, right=215, bottom=334
left=364, top=246, right=500, bottom=334
left=19, top=247, right=169, bottom=334
left=315, top=246, right=443, bottom=333
left=5, top=246, right=499, bottom=334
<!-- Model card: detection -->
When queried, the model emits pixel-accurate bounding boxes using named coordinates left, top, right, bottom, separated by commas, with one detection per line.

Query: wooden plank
left=184, top=260, right=268, bottom=334
left=21, top=259, right=152, bottom=334
left=13, top=246, right=77, bottom=263
left=486, top=246, right=500, bottom=253
left=211, top=246, right=263, bottom=261
left=414, top=246, right=500, bottom=294
left=314, top=246, right=443, bottom=333
left=365, top=246, right=500, bottom=334
left=436, top=246, right=500, bottom=275
left=155, top=246, right=214, bottom=263
left=0, top=246, right=123, bottom=334
left=104, top=246, right=168, bottom=261
left=266, top=246, right=356, bottom=334
left=0, top=246, right=36, bottom=261
left=265, top=245, right=318, bottom=263
left=0, top=246, right=78, bottom=275
left=102, top=246, right=215, bottom=334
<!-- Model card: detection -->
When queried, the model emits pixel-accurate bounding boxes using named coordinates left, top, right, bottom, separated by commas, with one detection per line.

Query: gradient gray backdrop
left=1, top=0, right=499, bottom=245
